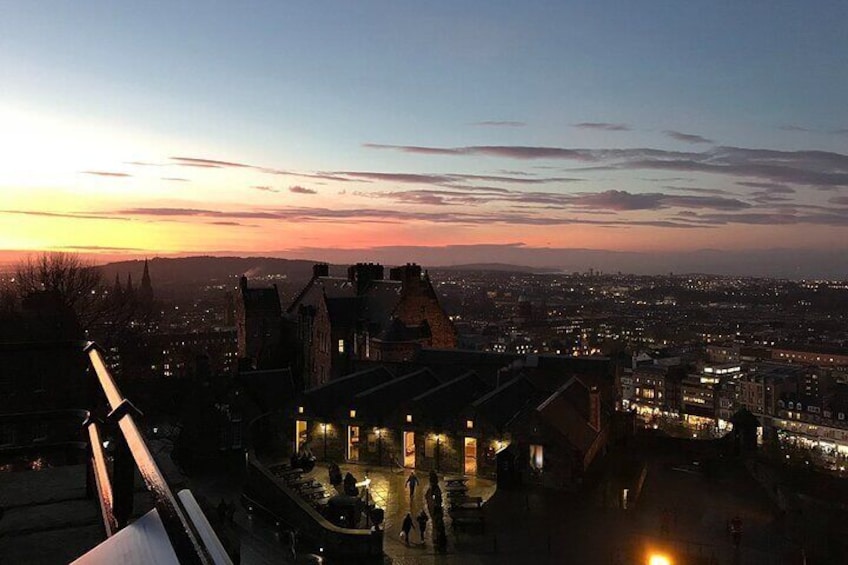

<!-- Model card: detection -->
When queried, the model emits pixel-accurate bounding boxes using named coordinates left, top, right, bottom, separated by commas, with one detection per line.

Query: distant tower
left=138, top=259, right=154, bottom=318
left=139, top=259, right=154, bottom=304
left=113, top=274, right=123, bottom=298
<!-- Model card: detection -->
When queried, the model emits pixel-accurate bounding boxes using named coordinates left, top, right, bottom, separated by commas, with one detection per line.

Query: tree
left=14, top=252, right=136, bottom=337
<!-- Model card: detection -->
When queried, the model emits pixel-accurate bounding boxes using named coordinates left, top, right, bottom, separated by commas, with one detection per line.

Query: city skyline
left=2, top=2, right=848, bottom=275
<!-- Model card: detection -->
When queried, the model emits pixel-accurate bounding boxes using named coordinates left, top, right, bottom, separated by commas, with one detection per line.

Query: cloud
left=363, top=143, right=848, bottom=189
left=290, top=185, right=317, bottom=194
left=161, top=177, right=190, bottom=182
left=780, top=125, right=812, bottom=132
left=663, top=186, right=733, bottom=196
left=0, top=209, right=129, bottom=221
left=829, top=196, right=848, bottom=206
left=170, top=156, right=253, bottom=168
left=471, top=121, right=526, bottom=127
left=208, top=221, right=259, bottom=228
left=58, top=245, right=151, bottom=252
left=570, top=190, right=750, bottom=211
left=573, top=122, right=631, bottom=131
left=81, top=171, right=132, bottom=177
left=328, top=170, right=579, bottom=186
left=664, top=131, right=714, bottom=144
left=252, top=185, right=280, bottom=193
left=736, top=181, right=794, bottom=192
left=832, top=128, right=848, bottom=135
left=113, top=204, right=700, bottom=228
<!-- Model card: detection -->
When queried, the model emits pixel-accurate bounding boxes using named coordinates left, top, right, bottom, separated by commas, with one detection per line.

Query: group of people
left=400, top=509, right=430, bottom=546
left=399, top=471, right=429, bottom=546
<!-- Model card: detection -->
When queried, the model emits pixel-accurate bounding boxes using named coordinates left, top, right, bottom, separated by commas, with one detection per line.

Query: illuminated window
left=466, top=420, right=474, bottom=429
left=406, top=414, right=413, bottom=423
left=529, top=444, right=544, bottom=471
left=298, top=406, right=304, bottom=414
left=338, top=339, right=345, bottom=353
left=349, top=409, right=357, bottom=418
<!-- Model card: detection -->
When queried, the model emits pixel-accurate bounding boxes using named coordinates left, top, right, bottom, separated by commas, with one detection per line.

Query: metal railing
left=83, top=342, right=219, bottom=564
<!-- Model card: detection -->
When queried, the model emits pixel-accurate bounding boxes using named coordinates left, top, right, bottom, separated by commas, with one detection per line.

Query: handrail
left=87, top=422, right=118, bottom=536
left=83, top=341, right=217, bottom=565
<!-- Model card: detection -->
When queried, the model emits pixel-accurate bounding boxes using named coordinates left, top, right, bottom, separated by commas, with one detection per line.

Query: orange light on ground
left=648, top=554, right=671, bottom=565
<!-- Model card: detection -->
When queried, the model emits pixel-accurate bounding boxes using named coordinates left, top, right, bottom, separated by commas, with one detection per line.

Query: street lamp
left=321, top=423, right=328, bottom=460
left=648, top=554, right=671, bottom=565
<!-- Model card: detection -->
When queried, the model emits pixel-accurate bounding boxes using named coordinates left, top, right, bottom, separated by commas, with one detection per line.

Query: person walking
left=401, top=512, right=415, bottom=546
left=730, top=515, right=743, bottom=549
left=406, top=471, right=419, bottom=502
left=416, top=509, right=429, bottom=543
left=285, top=529, right=297, bottom=561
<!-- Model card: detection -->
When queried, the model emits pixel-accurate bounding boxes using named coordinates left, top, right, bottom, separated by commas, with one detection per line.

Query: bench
left=450, top=496, right=483, bottom=509
left=287, top=476, right=315, bottom=488
left=451, top=515, right=485, bottom=534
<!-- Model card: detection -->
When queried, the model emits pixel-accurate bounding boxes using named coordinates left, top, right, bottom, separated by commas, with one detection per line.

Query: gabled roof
left=411, top=349, right=519, bottom=385
left=471, top=376, right=544, bottom=431
left=352, top=368, right=441, bottom=420
left=535, top=377, right=599, bottom=454
left=410, top=371, right=490, bottom=425
left=241, top=286, right=281, bottom=314
left=305, top=366, right=395, bottom=416
left=377, top=318, right=431, bottom=342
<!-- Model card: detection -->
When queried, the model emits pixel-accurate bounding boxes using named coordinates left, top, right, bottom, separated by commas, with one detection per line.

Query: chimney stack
left=312, top=263, right=329, bottom=279
left=589, top=386, right=601, bottom=431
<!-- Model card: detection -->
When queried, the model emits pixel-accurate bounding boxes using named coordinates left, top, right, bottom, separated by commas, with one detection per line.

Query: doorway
left=295, top=420, right=308, bottom=453
left=403, top=431, right=416, bottom=468
left=347, top=425, right=360, bottom=461
left=464, top=437, right=477, bottom=475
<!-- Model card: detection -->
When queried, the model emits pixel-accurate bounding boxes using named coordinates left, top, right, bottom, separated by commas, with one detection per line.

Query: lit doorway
left=403, top=431, right=416, bottom=468
left=295, top=420, right=308, bottom=453
left=348, top=425, right=360, bottom=461
left=464, top=437, right=477, bottom=475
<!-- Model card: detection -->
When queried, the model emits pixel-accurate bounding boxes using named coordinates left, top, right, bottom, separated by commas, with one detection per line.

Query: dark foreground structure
left=0, top=341, right=233, bottom=564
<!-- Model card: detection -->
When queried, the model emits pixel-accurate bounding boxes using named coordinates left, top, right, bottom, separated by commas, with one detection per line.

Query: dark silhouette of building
left=236, top=275, right=283, bottom=369
left=288, top=263, right=457, bottom=389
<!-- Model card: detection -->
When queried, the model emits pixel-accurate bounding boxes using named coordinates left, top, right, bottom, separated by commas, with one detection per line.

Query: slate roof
left=305, top=366, right=395, bottom=416
left=352, top=368, right=442, bottom=420
left=534, top=377, right=599, bottom=454
left=470, top=376, right=545, bottom=432
left=410, top=371, right=491, bottom=426
left=241, top=287, right=281, bottom=314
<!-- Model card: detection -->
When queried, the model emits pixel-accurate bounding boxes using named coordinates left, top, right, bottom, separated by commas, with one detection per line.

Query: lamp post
left=322, top=423, right=327, bottom=460
left=435, top=434, right=441, bottom=471
left=376, top=429, right=383, bottom=467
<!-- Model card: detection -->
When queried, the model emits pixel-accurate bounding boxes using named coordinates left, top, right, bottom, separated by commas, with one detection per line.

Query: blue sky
left=1, top=1, right=847, bottom=268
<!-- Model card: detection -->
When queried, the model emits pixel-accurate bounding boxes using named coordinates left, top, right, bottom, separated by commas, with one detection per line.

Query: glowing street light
left=648, top=554, right=671, bottom=565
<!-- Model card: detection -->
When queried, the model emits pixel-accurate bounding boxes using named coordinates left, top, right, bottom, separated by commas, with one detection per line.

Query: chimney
left=389, top=263, right=422, bottom=289
left=589, top=386, right=601, bottom=431
left=312, top=263, right=329, bottom=279
left=347, top=263, right=384, bottom=294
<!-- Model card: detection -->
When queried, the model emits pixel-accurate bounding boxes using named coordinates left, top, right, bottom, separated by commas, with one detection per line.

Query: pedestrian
left=286, top=529, right=297, bottom=560
left=401, top=512, right=415, bottom=546
left=416, top=509, right=429, bottom=542
left=406, top=471, right=419, bottom=501
left=730, top=515, right=743, bottom=549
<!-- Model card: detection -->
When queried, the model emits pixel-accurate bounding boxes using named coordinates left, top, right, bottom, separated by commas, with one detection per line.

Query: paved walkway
left=301, top=462, right=496, bottom=561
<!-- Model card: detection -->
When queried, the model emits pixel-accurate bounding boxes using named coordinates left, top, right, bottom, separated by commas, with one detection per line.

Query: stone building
left=288, top=263, right=457, bottom=389
left=236, top=275, right=283, bottom=369
left=287, top=351, right=614, bottom=490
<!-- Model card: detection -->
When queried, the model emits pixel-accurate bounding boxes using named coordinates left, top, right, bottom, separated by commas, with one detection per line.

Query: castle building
left=235, top=275, right=283, bottom=370
left=288, top=263, right=457, bottom=389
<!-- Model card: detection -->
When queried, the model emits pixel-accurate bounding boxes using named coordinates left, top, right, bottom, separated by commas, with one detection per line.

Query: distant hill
left=433, top=263, right=559, bottom=274
left=99, top=256, right=323, bottom=289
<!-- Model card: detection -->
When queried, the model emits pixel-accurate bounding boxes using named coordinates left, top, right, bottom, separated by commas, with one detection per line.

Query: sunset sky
left=2, top=2, right=847, bottom=271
